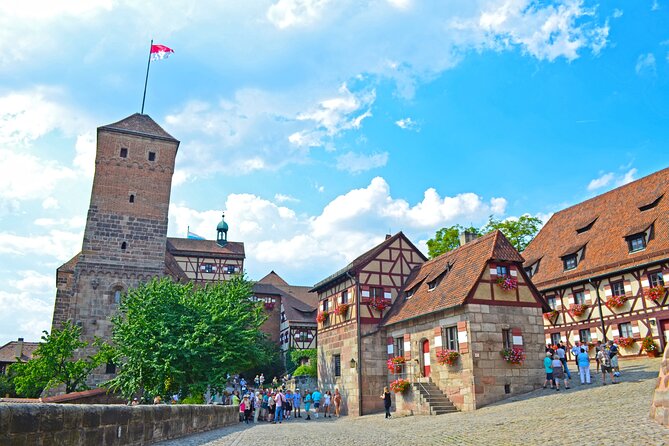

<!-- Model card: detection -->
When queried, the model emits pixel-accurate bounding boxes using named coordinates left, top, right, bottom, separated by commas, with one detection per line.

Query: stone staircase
left=412, top=379, right=458, bottom=415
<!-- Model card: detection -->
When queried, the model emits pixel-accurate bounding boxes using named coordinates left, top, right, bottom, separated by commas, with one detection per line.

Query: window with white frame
left=579, top=329, right=591, bottom=343
left=649, top=272, right=664, bottom=288
left=496, top=265, right=509, bottom=276
left=574, top=291, right=585, bottom=305
left=627, top=233, right=646, bottom=253
left=619, top=322, right=633, bottom=338
left=341, top=290, right=349, bottom=304
left=546, top=296, right=556, bottom=310
left=611, top=281, right=625, bottom=297
left=393, top=337, right=404, bottom=357
left=550, top=333, right=562, bottom=346
left=441, top=326, right=458, bottom=351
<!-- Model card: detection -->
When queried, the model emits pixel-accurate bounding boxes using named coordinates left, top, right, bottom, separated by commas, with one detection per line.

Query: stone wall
left=650, top=348, right=669, bottom=427
left=318, top=319, right=358, bottom=416
left=0, top=404, right=237, bottom=446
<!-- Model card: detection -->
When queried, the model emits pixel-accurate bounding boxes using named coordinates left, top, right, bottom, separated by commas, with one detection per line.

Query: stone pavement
left=158, top=358, right=668, bottom=445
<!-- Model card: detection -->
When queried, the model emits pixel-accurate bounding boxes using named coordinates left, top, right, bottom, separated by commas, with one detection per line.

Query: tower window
left=148, top=151, right=156, bottom=161
left=113, top=289, right=122, bottom=304
left=129, top=194, right=135, bottom=203
left=121, top=242, right=127, bottom=250
left=120, top=148, right=128, bottom=158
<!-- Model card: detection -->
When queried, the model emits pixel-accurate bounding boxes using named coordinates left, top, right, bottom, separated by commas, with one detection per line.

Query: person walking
left=324, top=391, right=332, bottom=418
left=543, top=351, right=554, bottom=389
left=333, top=388, right=342, bottom=417
left=304, top=390, right=312, bottom=420
left=597, top=345, right=617, bottom=385
left=556, top=343, right=571, bottom=380
left=551, top=353, right=566, bottom=391
left=312, top=389, right=322, bottom=418
left=274, top=390, right=286, bottom=423
left=577, top=348, right=591, bottom=384
left=381, top=386, right=392, bottom=418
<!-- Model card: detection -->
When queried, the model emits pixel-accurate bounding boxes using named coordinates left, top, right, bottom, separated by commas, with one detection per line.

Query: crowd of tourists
left=232, top=387, right=343, bottom=424
left=543, top=340, right=621, bottom=390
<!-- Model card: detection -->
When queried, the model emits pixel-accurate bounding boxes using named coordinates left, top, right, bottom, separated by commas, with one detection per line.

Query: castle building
left=522, top=167, right=669, bottom=356
left=313, top=231, right=547, bottom=415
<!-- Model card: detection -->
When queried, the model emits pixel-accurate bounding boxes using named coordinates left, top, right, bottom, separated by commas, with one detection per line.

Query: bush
left=181, top=394, right=205, bottom=404
left=292, top=364, right=317, bottom=377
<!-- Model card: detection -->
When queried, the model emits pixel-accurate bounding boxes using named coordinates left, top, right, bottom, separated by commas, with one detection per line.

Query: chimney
left=459, top=230, right=478, bottom=247
left=385, top=234, right=392, bottom=240
left=15, top=337, right=24, bottom=361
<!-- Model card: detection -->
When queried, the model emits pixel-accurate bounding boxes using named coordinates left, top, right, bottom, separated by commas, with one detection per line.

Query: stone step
left=411, top=380, right=458, bottom=416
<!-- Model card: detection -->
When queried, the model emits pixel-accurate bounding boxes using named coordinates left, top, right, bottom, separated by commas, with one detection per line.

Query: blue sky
left=1, top=0, right=668, bottom=344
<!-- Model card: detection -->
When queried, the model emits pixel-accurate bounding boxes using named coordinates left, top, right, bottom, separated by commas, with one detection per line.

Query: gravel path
left=158, top=358, right=667, bottom=445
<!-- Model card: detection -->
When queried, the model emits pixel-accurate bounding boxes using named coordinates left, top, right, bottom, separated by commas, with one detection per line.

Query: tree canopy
left=11, top=321, right=110, bottom=396
left=426, top=215, right=543, bottom=258
left=106, top=276, right=268, bottom=400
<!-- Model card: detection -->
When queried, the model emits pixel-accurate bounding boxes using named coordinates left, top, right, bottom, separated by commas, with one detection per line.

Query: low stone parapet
left=0, top=403, right=237, bottom=445
left=650, top=348, right=669, bottom=427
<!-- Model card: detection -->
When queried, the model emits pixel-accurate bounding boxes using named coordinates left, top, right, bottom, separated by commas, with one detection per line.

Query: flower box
left=543, top=310, right=559, bottom=320
left=496, top=275, right=518, bottom=291
left=606, top=295, right=627, bottom=309
left=264, top=301, right=275, bottom=311
left=371, top=297, right=389, bottom=312
left=436, top=349, right=460, bottom=366
left=387, top=356, right=406, bottom=373
left=645, top=285, right=666, bottom=303
left=641, top=336, right=659, bottom=354
left=316, top=311, right=329, bottom=323
left=389, top=378, right=410, bottom=393
left=335, top=303, right=350, bottom=316
left=617, top=337, right=636, bottom=348
left=568, top=303, right=589, bottom=318
left=500, top=347, right=525, bottom=365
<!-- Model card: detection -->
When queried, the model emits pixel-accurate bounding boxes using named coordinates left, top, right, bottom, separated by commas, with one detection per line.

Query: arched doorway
left=422, top=339, right=431, bottom=378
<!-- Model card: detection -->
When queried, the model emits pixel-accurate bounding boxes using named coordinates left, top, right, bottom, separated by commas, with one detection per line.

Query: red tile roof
left=0, top=340, right=40, bottom=363
left=258, top=271, right=317, bottom=308
left=99, top=113, right=179, bottom=143
left=167, top=237, right=245, bottom=258
left=383, top=231, right=523, bottom=326
left=311, top=232, right=427, bottom=292
left=523, top=167, right=669, bottom=290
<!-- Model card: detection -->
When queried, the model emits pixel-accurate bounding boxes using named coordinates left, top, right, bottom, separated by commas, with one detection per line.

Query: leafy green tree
left=290, top=349, right=317, bottom=377
left=0, top=367, right=19, bottom=397
left=107, top=276, right=268, bottom=400
left=482, top=215, right=543, bottom=252
left=240, top=338, right=284, bottom=387
left=426, top=225, right=481, bottom=258
left=11, top=321, right=110, bottom=395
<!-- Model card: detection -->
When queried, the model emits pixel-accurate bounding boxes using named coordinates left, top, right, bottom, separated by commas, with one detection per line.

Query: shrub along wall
left=0, top=403, right=237, bottom=445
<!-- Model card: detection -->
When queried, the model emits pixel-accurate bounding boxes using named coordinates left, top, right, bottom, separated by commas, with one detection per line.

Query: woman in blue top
left=543, top=351, right=554, bottom=389
left=304, top=390, right=312, bottom=420
left=577, top=348, right=591, bottom=384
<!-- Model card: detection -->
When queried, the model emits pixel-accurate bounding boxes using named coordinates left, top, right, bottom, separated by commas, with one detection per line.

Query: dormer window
left=576, top=217, right=598, bottom=234
left=496, top=265, right=509, bottom=276
left=563, top=254, right=577, bottom=271
left=639, top=194, right=663, bottom=212
left=627, top=233, right=646, bottom=252
left=428, top=279, right=439, bottom=291
left=405, top=288, right=415, bottom=299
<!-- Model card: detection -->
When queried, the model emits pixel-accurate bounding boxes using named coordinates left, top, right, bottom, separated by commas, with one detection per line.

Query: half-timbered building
left=311, top=232, right=427, bottom=415
left=523, top=167, right=669, bottom=358
left=382, top=230, right=547, bottom=413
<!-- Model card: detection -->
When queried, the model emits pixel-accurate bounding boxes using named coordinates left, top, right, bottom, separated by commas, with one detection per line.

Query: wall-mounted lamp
left=650, top=319, right=657, bottom=326
left=350, top=358, right=357, bottom=369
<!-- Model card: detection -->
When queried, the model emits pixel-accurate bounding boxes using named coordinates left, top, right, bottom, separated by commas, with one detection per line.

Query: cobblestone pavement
left=158, top=358, right=667, bottom=445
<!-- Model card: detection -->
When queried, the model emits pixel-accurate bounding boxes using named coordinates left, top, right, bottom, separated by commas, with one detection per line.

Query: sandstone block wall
left=318, top=320, right=358, bottom=416
left=650, top=348, right=669, bottom=427
left=0, top=404, right=237, bottom=446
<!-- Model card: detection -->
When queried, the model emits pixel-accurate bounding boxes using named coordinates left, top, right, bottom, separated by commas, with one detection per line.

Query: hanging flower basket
left=568, top=303, right=589, bottom=318
left=371, top=297, right=389, bottom=312
left=316, top=311, right=329, bottom=323
left=645, top=285, right=666, bottom=303
left=617, top=337, right=636, bottom=348
left=264, top=301, right=275, bottom=311
left=389, top=378, right=410, bottom=393
left=641, top=336, right=659, bottom=355
left=500, top=347, right=525, bottom=365
left=335, top=303, right=350, bottom=316
left=606, top=295, right=627, bottom=309
left=436, top=349, right=460, bottom=366
left=386, top=356, right=406, bottom=373
left=543, top=310, right=559, bottom=321
left=496, top=275, right=518, bottom=291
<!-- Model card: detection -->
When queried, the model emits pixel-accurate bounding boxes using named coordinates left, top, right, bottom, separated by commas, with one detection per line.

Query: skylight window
left=563, top=254, right=577, bottom=271
left=576, top=217, right=597, bottom=234
left=639, top=194, right=663, bottom=212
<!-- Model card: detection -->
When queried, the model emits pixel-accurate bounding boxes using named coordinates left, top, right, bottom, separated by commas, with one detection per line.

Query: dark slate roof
left=258, top=271, right=317, bottom=307
left=282, top=292, right=317, bottom=325
left=0, top=340, right=40, bottom=363
left=523, top=167, right=669, bottom=290
left=166, top=238, right=245, bottom=259
left=383, top=231, right=524, bottom=326
left=311, top=232, right=427, bottom=292
left=98, top=113, right=179, bottom=143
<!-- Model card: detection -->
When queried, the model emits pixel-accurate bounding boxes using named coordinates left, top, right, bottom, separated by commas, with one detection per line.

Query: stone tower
left=52, top=114, right=179, bottom=384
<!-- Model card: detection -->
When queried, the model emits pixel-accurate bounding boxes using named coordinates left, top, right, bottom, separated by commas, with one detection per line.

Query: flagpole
left=141, top=39, right=153, bottom=114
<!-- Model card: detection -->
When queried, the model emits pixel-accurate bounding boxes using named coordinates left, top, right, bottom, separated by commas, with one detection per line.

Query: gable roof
left=383, top=231, right=524, bottom=326
left=282, top=292, right=317, bottom=325
left=311, top=232, right=427, bottom=292
left=258, top=271, right=317, bottom=307
left=58, top=252, right=81, bottom=274
left=0, top=340, right=40, bottom=363
left=522, top=167, right=669, bottom=290
left=258, top=271, right=289, bottom=286
left=99, top=113, right=179, bottom=143
left=166, top=237, right=245, bottom=259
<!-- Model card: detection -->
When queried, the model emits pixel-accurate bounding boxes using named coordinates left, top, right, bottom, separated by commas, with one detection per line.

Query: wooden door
left=422, top=339, right=431, bottom=378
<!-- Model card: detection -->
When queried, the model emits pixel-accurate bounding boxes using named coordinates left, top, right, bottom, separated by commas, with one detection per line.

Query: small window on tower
left=120, top=148, right=128, bottom=158
left=129, top=194, right=135, bottom=203
left=121, top=242, right=127, bottom=250
left=148, top=151, right=156, bottom=161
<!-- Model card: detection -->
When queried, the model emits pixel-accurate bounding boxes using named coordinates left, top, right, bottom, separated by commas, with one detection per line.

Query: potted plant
left=371, top=297, right=389, bottom=312
left=496, top=275, right=518, bottom=291
left=316, top=311, right=329, bottom=323
left=389, top=378, right=410, bottom=393
left=436, top=349, right=460, bottom=366
left=386, top=356, right=406, bottom=373
left=543, top=310, right=559, bottom=321
left=500, top=347, right=525, bottom=365
left=617, top=337, right=636, bottom=348
left=645, top=285, right=666, bottom=303
left=264, top=301, right=275, bottom=311
left=606, top=295, right=627, bottom=309
left=568, top=303, right=589, bottom=318
left=335, top=303, right=350, bottom=316
left=641, top=336, right=659, bottom=357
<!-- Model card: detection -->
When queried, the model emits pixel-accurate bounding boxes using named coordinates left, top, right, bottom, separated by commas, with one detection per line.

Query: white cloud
left=387, top=0, right=412, bottom=10
left=33, top=216, right=86, bottom=228
left=652, top=0, right=660, bottom=11
left=612, top=9, right=623, bottom=18
left=587, top=168, right=637, bottom=192
left=587, top=172, right=614, bottom=191
left=73, top=132, right=96, bottom=177
left=41, top=197, right=60, bottom=210
left=619, top=168, right=637, bottom=186
left=267, top=0, right=332, bottom=29
left=0, top=229, right=82, bottom=262
left=0, top=150, right=76, bottom=201
left=635, top=53, right=656, bottom=75
left=395, top=117, right=420, bottom=131
left=336, top=151, right=388, bottom=173
left=275, top=193, right=300, bottom=203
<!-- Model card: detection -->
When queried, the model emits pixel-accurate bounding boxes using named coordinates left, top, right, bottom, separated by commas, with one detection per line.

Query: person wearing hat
left=543, top=351, right=554, bottom=389
left=242, top=395, right=253, bottom=424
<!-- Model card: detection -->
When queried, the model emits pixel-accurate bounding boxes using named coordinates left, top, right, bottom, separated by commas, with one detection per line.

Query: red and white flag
left=150, top=44, right=174, bottom=61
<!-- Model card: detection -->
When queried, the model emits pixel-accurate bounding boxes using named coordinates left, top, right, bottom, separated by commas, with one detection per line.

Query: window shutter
left=641, top=276, right=650, bottom=288
left=567, top=293, right=575, bottom=305
left=603, top=284, right=612, bottom=298
left=457, top=321, right=469, bottom=354
left=509, top=267, right=517, bottom=278
left=624, top=280, right=632, bottom=298
left=555, top=298, right=562, bottom=310
left=512, top=328, right=523, bottom=348
left=434, top=327, right=443, bottom=351
left=489, top=263, right=498, bottom=278
left=611, top=326, right=620, bottom=340
left=584, top=290, right=592, bottom=305
left=403, top=334, right=411, bottom=360
left=545, top=335, right=551, bottom=346
left=631, top=320, right=641, bottom=339
left=590, top=328, right=598, bottom=341
left=387, top=337, right=394, bottom=358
